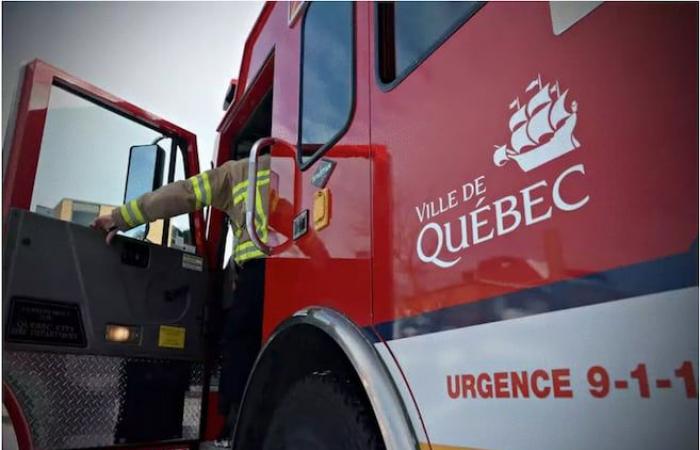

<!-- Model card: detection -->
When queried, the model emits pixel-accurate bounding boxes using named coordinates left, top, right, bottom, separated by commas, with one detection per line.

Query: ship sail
left=493, top=145, right=510, bottom=167
left=494, top=77, right=580, bottom=172
left=527, top=83, right=551, bottom=116
left=549, top=89, right=570, bottom=129
left=509, top=106, right=528, bottom=132
left=527, top=102, right=554, bottom=143
left=511, top=123, right=535, bottom=153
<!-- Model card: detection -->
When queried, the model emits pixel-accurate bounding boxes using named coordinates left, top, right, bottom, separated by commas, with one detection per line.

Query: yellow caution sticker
left=158, top=325, right=186, bottom=349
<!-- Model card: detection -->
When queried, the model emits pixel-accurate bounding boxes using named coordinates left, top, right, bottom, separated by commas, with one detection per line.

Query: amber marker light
left=105, top=324, right=133, bottom=343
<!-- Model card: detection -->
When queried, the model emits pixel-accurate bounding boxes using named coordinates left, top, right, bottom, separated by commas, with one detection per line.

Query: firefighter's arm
left=92, top=161, right=241, bottom=241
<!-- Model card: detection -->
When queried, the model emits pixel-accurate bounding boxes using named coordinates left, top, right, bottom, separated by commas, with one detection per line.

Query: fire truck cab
left=3, top=2, right=698, bottom=450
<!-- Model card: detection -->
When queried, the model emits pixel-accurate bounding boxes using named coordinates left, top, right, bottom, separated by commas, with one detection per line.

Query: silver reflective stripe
left=120, top=205, right=135, bottom=227
left=127, top=200, right=146, bottom=225
left=191, top=176, right=203, bottom=209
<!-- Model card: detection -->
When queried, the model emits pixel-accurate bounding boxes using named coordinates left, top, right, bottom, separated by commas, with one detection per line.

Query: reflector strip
left=120, top=205, right=135, bottom=227
left=201, top=172, right=212, bottom=206
left=129, top=200, right=145, bottom=224
left=190, top=176, right=203, bottom=209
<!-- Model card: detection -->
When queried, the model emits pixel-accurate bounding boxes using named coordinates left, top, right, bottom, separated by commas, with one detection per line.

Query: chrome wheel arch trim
left=234, top=306, right=420, bottom=450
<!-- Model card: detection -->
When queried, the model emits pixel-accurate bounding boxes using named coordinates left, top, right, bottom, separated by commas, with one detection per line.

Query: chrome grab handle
left=246, top=137, right=297, bottom=256
left=246, top=137, right=276, bottom=255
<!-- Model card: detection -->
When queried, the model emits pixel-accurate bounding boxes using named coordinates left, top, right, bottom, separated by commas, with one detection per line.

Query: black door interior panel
left=3, top=209, right=210, bottom=360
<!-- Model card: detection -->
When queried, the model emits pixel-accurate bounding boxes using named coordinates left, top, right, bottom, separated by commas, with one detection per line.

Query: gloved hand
left=91, top=214, right=119, bottom=244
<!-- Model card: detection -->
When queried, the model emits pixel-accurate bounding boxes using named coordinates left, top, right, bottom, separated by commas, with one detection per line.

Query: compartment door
left=3, top=59, right=211, bottom=449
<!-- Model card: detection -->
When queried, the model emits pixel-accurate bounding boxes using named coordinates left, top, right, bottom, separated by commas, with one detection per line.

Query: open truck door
left=3, top=60, right=212, bottom=450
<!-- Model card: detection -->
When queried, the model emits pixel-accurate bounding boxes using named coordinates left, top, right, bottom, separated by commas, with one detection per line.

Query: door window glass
left=167, top=143, right=195, bottom=252
left=298, top=1, right=354, bottom=168
left=31, top=85, right=191, bottom=249
left=32, top=86, right=159, bottom=215
left=377, top=1, right=483, bottom=86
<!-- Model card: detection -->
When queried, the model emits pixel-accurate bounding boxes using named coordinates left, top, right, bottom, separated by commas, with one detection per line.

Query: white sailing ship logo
left=493, top=75, right=580, bottom=172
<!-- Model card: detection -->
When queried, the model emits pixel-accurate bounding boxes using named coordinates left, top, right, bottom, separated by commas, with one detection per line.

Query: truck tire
left=262, top=373, right=385, bottom=450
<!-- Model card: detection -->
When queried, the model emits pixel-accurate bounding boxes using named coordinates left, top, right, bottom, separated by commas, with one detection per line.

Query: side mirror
left=124, top=144, right=166, bottom=202
left=223, top=78, right=238, bottom=110
left=122, top=144, right=165, bottom=239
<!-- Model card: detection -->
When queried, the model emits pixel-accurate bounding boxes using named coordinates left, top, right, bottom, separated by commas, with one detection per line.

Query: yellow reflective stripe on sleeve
left=231, top=170, right=271, bottom=199
left=190, top=176, right=203, bottom=209
left=120, top=204, right=135, bottom=227
left=233, top=177, right=270, bottom=205
left=232, top=180, right=247, bottom=199
left=129, top=200, right=145, bottom=224
left=232, top=176, right=271, bottom=201
left=232, top=186, right=243, bottom=206
left=202, top=172, right=212, bottom=206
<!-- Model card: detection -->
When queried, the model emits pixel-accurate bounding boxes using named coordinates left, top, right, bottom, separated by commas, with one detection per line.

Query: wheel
left=262, top=373, right=385, bottom=450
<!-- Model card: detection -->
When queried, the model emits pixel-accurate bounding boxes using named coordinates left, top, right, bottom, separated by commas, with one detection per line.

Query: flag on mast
left=526, top=79, right=539, bottom=91
left=551, top=81, right=561, bottom=96
left=526, top=74, right=542, bottom=92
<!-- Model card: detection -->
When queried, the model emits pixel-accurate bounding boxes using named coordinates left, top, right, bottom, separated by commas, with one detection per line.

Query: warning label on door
left=158, top=325, right=186, bottom=349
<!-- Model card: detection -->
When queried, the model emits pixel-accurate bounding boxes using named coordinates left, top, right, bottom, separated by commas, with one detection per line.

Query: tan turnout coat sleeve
left=111, top=156, right=271, bottom=252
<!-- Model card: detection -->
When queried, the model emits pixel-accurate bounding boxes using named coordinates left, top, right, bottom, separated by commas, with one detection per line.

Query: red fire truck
left=3, top=2, right=698, bottom=449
